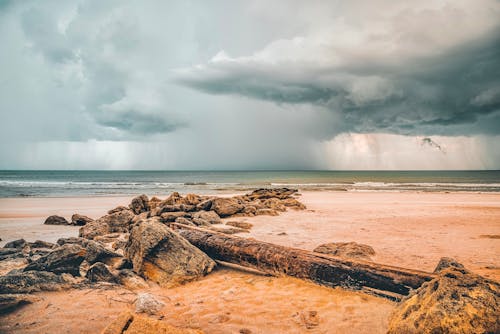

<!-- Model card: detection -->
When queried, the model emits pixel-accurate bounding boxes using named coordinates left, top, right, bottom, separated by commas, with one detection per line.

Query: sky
left=0, top=0, right=499, bottom=170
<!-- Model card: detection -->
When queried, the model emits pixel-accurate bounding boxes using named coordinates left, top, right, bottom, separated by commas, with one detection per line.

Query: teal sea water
left=0, top=170, right=499, bottom=197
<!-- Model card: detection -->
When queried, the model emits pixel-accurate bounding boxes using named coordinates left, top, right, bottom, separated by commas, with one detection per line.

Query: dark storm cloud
left=176, top=33, right=500, bottom=136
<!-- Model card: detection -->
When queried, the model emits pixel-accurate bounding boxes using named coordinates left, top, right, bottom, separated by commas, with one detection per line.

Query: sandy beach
left=0, top=191, right=499, bottom=333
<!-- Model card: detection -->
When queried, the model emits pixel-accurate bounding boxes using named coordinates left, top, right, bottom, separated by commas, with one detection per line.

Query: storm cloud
left=1, top=0, right=499, bottom=169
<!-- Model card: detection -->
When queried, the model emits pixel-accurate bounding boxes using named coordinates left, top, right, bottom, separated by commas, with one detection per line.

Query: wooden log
left=171, top=223, right=435, bottom=296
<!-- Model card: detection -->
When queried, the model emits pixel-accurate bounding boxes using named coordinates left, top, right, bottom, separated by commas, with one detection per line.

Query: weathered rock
left=209, top=226, right=249, bottom=234
left=281, top=197, right=306, bottom=210
left=255, top=209, right=279, bottom=216
left=101, top=312, right=204, bottom=334
left=175, top=217, right=195, bottom=226
left=79, top=210, right=134, bottom=239
left=0, top=294, right=40, bottom=314
left=24, top=244, right=86, bottom=276
left=149, top=197, right=162, bottom=210
left=4, top=239, right=27, bottom=249
left=226, top=221, right=253, bottom=229
left=71, top=214, right=94, bottom=226
left=108, top=206, right=129, bottom=214
left=0, top=257, right=28, bottom=276
left=313, top=242, right=375, bottom=261
left=191, top=218, right=211, bottom=227
left=117, top=269, right=149, bottom=290
left=195, top=199, right=213, bottom=211
left=160, top=192, right=183, bottom=206
left=132, top=212, right=149, bottom=224
left=387, top=263, right=500, bottom=334
left=29, top=240, right=56, bottom=249
left=191, top=211, right=221, bottom=224
left=183, top=193, right=202, bottom=205
left=0, top=271, right=69, bottom=294
left=244, top=188, right=298, bottom=200
left=125, top=219, right=215, bottom=287
left=44, top=215, right=69, bottom=225
left=0, top=248, right=23, bottom=261
left=56, top=237, right=85, bottom=246
left=129, top=195, right=150, bottom=215
left=434, top=257, right=465, bottom=273
left=210, top=198, right=244, bottom=217
left=84, top=240, right=121, bottom=264
left=135, top=293, right=165, bottom=315
left=263, top=198, right=287, bottom=212
left=86, top=262, right=116, bottom=282
left=160, top=211, right=189, bottom=223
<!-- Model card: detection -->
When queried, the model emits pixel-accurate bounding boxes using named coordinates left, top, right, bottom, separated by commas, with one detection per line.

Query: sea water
left=0, top=170, right=499, bottom=197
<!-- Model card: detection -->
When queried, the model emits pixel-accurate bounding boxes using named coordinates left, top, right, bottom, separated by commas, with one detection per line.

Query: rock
left=117, top=269, right=149, bottom=290
left=149, top=197, right=162, bottom=210
left=44, top=215, right=69, bottom=225
left=160, top=211, right=189, bottom=223
left=0, top=271, right=69, bottom=294
left=0, top=294, right=40, bottom=314
left=195, top=199, right=213, bottom=211
left=387, top=263, right=500, bottom=334
left=56, top=237, right=85, bottom=246
left=79, top=210, right=134, bottom=239
left=4, top=238, right=27, bottom=249
left=129, top=195, right=150, bottom=215
left=125, top=218, right=215, bottom=287
left=161, top=192, right=183, bottom=206
left=210, top=198, right=244, bottom=217
left=0, top=257, right=28, bottom=276
left=101, top=312, right=204, bottom=334
left=263, top=198, right=286, bottom=211
left=313, top=242, right=375, bottom=260
left=255, top=209, right=279, bottom=216
left=281, top=197, right=306, bottom=210
left=244, top=188, right=298, bottom=200
left=241, top=206, right=257, bottom=216
left=191, top=211, right=221, bottom=224
left=71, top=214, right=94, bottom=226
left=135, top=293, right=165, bottom=315
left=0, top=248, right=23, bottom=261
left=175, top=217, right=195, bottom=226
left=132, top=212, right=149, bottom=224
left=183, top=193, right=202, bottom=205
left=24, top=244, right=86, bottom=276
left=209, top=226, right=249, bottom=234
left=226, top=221, right=253, bottom=229
left=86, top=262, right=116, bottom=282
left=191, top=218, right=211, bottom=227
left=434, top=257, right=465, bottom=273
left=29, top=240, right=56, bottom=249
left=84, top=240, right=121, bottom=264
left=108, top=206, right=130, bottom=214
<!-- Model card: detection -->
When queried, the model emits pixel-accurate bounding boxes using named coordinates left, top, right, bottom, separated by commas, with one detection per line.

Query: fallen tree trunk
left=171, top=223, right=435, bottom=296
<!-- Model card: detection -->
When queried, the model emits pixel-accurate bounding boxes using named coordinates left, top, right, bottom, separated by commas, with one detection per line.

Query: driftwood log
left=172, top=223, right=435, bottom=297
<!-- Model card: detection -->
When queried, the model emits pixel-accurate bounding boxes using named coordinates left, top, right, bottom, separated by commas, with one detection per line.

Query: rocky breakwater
left=0, top=188, right=305, bottom=332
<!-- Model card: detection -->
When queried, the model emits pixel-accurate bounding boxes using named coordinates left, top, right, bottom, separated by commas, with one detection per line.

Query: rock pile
left=387, top=258, right=500, bottom=334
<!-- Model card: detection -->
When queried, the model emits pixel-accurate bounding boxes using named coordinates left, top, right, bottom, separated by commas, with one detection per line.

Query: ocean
left=0, top=170, right=499, bottom=198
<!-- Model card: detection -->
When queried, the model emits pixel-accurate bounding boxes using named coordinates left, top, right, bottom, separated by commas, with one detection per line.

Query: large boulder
left=23, top=244, right=86, bottom=276
left=313, top=242, right=375, bottom=261
left=44, top=215, right=69, bottom=225
left=79, top=209, right=134, bottom=239
left=0, top=271, right=69, bottom=294
left=71, top=214, right=93, bottom=226
left=191, top=211, right=221, bottom=224
left=387, top=260, right=500, bottom=334
left=210, top=198, right=244, bottom=217
left=125, top=219, right=215, bottom=287
left=129, top=195, right=150, bottom=215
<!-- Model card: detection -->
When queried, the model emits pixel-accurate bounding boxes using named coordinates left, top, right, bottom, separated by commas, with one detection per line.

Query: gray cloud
left=176, top=33, right=500, bottom=136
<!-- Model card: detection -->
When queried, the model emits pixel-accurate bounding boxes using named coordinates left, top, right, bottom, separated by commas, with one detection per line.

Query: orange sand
left=0, top=191, right=499, bottom=333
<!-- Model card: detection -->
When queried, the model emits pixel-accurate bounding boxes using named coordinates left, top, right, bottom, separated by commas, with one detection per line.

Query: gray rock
left=135, top=293, right=165, bottom=315
left=23, top=244, right=86, bottom=276
left=44, top=215, right=69, bottom=225
left=79, top=209, right=134, bottom=239
left=125, top=218, right=215, bottom=287
left=0, top=271, right=69, bottom=294
left=4, top=239, right=27, bottom=249
left=71, top=214, right=93, bottom=226
left=86, top=262, right=116, bottom=282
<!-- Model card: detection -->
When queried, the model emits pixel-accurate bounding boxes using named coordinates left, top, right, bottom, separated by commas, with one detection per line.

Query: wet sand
left=0, top=191, right=499, bottom=333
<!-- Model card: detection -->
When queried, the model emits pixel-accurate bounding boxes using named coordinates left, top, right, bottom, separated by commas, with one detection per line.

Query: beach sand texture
left=0, top=191, right=498, bottom=333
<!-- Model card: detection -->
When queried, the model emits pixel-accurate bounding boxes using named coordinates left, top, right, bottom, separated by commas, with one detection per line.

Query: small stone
left=134, top=293, right=165, bottom=315
left=44, top=215, right=69, bottom=225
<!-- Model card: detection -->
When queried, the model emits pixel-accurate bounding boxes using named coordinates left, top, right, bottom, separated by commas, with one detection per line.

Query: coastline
left=0, top=190, right=499, bottom=333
